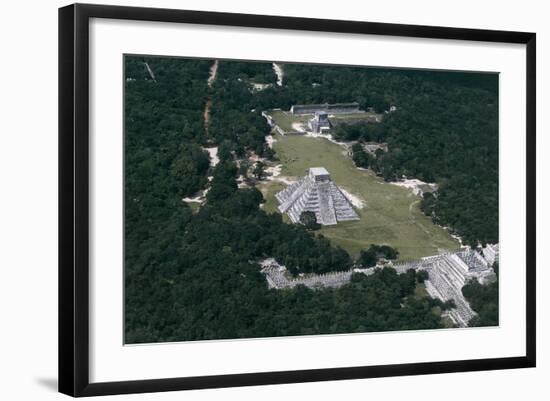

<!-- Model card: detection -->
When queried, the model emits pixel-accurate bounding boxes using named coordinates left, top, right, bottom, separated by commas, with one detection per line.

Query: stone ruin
left=260, top=245, right=499, bottom=328
left=260, top=258, right=356, bottom=290
left=402, top=249, right=496, bottom=327
left=482, top=243, right=499, bottom=266
left=290, top=102, right=360, bottom=115
left=276, top=167, right=360, bottom=225
left=308, top=111, right=332, bottom=134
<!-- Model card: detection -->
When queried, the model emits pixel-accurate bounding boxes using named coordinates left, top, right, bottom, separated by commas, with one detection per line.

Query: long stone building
left=260, top=245, right=498, bottom=328
left=276, top=167, right=360, bottom=225
left=290, top=102, right=360, bottom=115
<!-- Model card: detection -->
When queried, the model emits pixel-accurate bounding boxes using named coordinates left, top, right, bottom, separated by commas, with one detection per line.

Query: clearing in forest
left=266, top=109, right=382, bottom=133
left=259, top=133, right=460, bottom=260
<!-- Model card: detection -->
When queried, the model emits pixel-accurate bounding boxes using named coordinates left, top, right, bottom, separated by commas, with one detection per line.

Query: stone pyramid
left=276, top=167, right=360, bottom=226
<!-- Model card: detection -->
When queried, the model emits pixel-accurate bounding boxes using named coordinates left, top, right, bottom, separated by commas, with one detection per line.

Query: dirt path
left=204, top=60, right=219, bottom=133
left=207, top=59, right=218, bottom=88
left=409, top=199, right=431, bottom=235
left=144, top=62, right=156, bottom=82
left=272, top=63, right=283, bottom=86
left=203, top=99, right=212, bottom=132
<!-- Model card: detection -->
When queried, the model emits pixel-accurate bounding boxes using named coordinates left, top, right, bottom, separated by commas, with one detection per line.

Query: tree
left=462, top=278, right=499, bottom=327
left=443, top=299, right=456, bottom=310
left=357, top=244, right=399, bottom=268
left=377, top=245, right=399, bottom=260
left=299, top=211, right=321, bottom=231
left=370, top=93, right=390, bottom=113
left=238, top=160, right=250, bottom=178
left=492, top=261, right=499, bottom=277
left=420, top=192, right=436, bottom=216
left=358, top=248, right=378, bottom=268
left=416, top=269, right=429, bottom=283
left=352, top=147, right=370, bottom=169
left=253, top=161, right=266, bottom=180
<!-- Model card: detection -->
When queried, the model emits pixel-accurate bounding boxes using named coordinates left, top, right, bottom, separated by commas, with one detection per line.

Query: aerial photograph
left=124, top=55, right=499, bottom=344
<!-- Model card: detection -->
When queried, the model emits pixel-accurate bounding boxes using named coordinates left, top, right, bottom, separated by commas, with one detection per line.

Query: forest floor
left=258, top=131, right=460, bottom=260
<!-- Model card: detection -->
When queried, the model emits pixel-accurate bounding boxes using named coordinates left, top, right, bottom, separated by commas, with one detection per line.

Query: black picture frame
left=59, top=3, right=536, bottom=397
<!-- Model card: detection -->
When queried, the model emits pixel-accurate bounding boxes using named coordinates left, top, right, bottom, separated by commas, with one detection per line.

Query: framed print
left=58, top=3, right=536, bottom=397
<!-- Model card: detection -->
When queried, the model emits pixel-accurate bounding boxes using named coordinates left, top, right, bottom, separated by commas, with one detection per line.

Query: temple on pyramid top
left=308, top=167, right=331, bottom=181
left=308, top=112, right=331, bottom=134
left=276, top=167, right=360, bottom=226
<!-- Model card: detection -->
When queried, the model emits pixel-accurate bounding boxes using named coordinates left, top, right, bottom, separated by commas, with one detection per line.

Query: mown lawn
left=262, top=133, right=460, bottom=260
left=258, top=181, right=286, bottom=219
left=267, top=110, right=311, bottom=132
left=267, top=109, right=383, bottom=133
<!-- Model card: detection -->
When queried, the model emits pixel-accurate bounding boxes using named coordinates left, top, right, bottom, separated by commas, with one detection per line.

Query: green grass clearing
left=258, top=181, right=286, bottom=219
left=266, top=109, right=383, bottom=133
left=267, top=110, right=311, bottom=132
left=261, top=132, right=460, bottom=260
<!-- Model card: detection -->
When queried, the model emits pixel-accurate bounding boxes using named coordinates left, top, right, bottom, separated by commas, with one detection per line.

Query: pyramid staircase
left=276, top=168, right=359, bottom=226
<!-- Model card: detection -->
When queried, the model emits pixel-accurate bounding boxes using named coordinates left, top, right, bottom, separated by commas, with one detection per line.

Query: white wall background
left=0, top=0, right=547, bottom=399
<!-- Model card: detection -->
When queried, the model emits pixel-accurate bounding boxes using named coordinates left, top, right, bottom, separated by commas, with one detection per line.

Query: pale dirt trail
left=409, top=199, right=431, bottom=235
left=204, top=60, right=219, bottom=133
left=203, top=99, right=212, bottom=132
left=207, top=60, right=218, bottom=88
left=144, top=62, right=156, bottom=82
left=272, top=63, right=283, bottom=86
